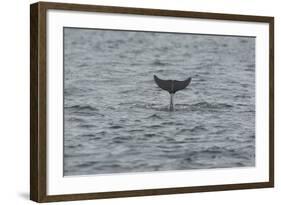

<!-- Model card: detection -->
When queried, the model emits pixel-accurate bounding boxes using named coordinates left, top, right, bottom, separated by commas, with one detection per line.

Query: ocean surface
left=63, top=28, right=255, bottom=176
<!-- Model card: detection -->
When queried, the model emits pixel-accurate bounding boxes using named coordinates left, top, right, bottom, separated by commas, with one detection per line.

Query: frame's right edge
left=30, top=2, right=40, bottom=202
left=269, top=17, right=274, bottom=187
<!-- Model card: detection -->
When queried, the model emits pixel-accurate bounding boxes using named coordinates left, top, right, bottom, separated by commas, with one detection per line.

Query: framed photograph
left=30, top=1, right=274, bottom=202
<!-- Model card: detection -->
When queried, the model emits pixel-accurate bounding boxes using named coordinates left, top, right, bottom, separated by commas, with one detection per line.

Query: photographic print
left=63, top=28, right=256, bottom=176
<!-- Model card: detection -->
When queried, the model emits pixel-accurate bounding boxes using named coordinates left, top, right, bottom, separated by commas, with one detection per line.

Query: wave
left=146, top=113, right=162, bottom=119
left=82, top=134, right=102, bottom=140
left=240, top=39, right=249, bottom=44
left=181, top=146, right=245, bottom=163
left=201, top=146, right=228, bottom=154
left=78, top=63, right=89, bottom=68
left=76, top=161, right=98, bottom=168
left=96, top=131, right=107, bottom=135
left=134, top=101, right=233, bottom=112
left=176, top=125, right=207, bottom=135
left=148, top=124, right=162, bottom=128
left=190, top=125, right=207, bottom=132
left=151, top=59, right=171, bottom=67
left=65, top=105, right=99, bottom=111
left=128, top=129, right=144, bottom=133
left=120, top=89, right=135, bottom=94
left=67, top=117, right=86, bottom=123
left=109, top=125, right=123, bottom=129
left=65, top=104, right=104, bottom=116
left=234, top=94, right=251, bottom=99
left=161, top=121, right=176, bottom=125
left=79, top=124, right=95, bottom=128
left=144, top=133, right=157, bottom=137
left=112, top=136, right=131, bottom=143
left=64, top=88, right=82, bottom=97
left=188, top=102, right=233, bottom=109
left=65, top=144, right=83, bottom=149
left=66, top=101, right=233, bottom=118
left=193, top=146, right=251, bottom=162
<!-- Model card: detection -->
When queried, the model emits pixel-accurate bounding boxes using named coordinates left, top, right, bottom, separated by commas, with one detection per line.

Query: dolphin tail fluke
left=153, top=75, right=191, bottom=94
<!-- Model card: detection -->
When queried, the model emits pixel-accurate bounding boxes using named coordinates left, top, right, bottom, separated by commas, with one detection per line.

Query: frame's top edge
left=34, top=1, right=273, bottom=23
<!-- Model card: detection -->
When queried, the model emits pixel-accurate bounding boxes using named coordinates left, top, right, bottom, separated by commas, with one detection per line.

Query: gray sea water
left=63, top=27, right=255, bottom=176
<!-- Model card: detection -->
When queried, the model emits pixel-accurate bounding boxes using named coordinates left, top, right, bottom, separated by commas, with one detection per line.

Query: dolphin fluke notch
left=154, top=75, right=192, bottom=94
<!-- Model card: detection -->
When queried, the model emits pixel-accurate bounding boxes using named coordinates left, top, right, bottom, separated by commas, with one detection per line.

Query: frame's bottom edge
left=39, top=181, right=274, bottom=203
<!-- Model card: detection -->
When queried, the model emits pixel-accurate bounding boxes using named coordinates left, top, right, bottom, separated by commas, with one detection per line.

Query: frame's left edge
left=30, top=2, right=48, bottom=203
left=30, top=2, right=40, bottom=202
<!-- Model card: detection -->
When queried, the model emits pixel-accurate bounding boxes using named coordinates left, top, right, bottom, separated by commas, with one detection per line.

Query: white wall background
left=0, top=0, right=279, bottom=204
